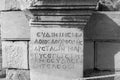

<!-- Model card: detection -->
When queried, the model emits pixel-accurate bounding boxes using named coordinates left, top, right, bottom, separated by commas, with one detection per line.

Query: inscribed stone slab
left=2, top=41, right=28, bottom=69
left=30, top=27, right=83, bottom=80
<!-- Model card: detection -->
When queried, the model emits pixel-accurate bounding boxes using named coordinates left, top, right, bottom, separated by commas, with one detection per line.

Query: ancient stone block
left=0, top=0, right=34, bottom=10
left=0, top=0, right=20, bottom=10
left=2, top=41, right=28, bottom=69
left=96, top=42, right=120, bottom=71
left=1, top=11, right=30, bottom=40
left=6, top=70, right=30, bottom=80
left=98, top=0, right=120, bottom=11
left=0, top=0, right=5, bottom=10
left=85, top=12, right=120, bottom=40
left=30, top=27, right=83, bottom=80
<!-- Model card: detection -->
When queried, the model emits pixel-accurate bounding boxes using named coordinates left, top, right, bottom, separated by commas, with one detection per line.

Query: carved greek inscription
left=30, top=28, right=83, bottom=80
left=33, top=53, right=83, bottom=70
left=30, top=28, right=83, bottom=69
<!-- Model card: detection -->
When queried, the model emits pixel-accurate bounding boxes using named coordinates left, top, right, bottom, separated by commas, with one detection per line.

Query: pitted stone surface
left=2, top=41, right=28, bottom=69
left=30, top=27, right=83, bottom=80
left=6, top=70, right=30, bottom=80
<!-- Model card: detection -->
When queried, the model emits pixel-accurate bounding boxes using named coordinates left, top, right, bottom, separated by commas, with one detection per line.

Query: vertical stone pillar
left=29, top=0, right=98, bottom=80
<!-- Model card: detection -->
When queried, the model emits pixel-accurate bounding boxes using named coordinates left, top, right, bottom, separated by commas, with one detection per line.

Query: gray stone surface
left=1, top=11, right=30, bottom=40
left=85, top=12, right=120, bottom=40
left=0, top=78, right=6, bottom=80
left=30, top=27, right=83, bottom=80
left=84, top=41, right=94, bottom=70
left=6, top=70, right=30, bottom=80
left=0, top=0, right=98, bottom=10
left=99, top=0, right=120, bottom=11
left=96, top=42, right=120, bottom=71
left=0, top=0, right=32, bottom=10
left=0, top=0, right=20, bottom=10
left=2, top=41, right=28, bottom=69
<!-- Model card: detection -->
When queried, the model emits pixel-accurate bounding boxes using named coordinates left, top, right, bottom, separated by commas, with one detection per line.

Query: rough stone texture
left=2, top=41, right=28, bottom=69
left=6, top=70, right=30, bottom=80
left=98, top=0, right=120, bottom=11
left=17, top=0, right=33, bottom=10
left=0, top=0, right=33, bottom=10
left=30, top=27, right=83, bottom=80
left=1, top=11, right=30, bottom=40
left=85, top=12, right=120, bottom=40
left=0, top=0, right=20, bottom=10
left=98, top=0, right=114, bottom=11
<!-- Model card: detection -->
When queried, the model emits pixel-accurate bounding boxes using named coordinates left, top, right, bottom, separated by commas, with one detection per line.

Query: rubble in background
left=98, top=0, right=120, bottom=11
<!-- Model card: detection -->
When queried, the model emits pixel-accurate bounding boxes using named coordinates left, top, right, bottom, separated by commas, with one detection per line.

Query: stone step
left=29, top=5, right=97, bottom=10
left=0, top=0, right=98, bottom=10
left=30, top=10, right=93, bottom=16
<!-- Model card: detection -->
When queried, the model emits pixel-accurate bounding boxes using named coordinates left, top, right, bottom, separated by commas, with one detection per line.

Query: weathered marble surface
left=2, top=41, right=28, bottom=69
left=1, top=10, right=91, bottom=40
left=6, top=70, right=30, bottom=80
left=30, top=27, right=83, bottom=80
left=1, top=11, right=30, bottom=40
